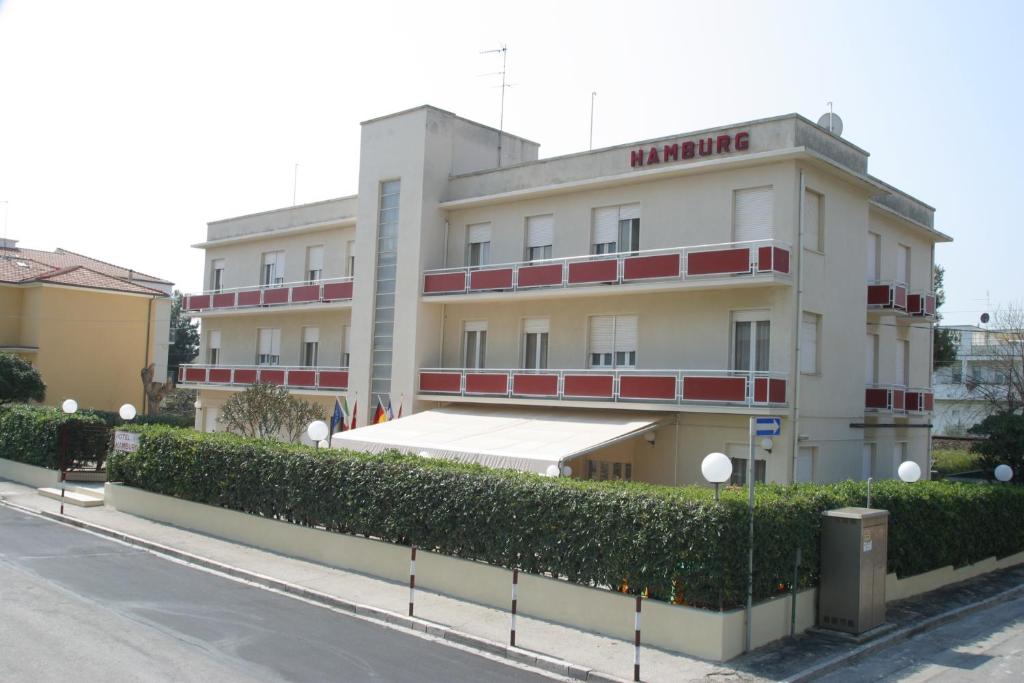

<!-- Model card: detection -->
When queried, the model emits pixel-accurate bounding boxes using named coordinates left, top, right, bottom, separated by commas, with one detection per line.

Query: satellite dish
left=817, top=112, right=844, bottom=136
left=981, top=313, right=990, bottom=324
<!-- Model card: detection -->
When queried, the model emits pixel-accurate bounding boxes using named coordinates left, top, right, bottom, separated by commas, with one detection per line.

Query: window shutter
left=795, top=447, right=814, bottom=483
left=307, top=246, right=324, bottom=272
left=803, top=190, right=821, bottom=251
left=523, top=318, right=549, bottom=334
left=866, top=333, right=877, bottom=383
left=614, top=315, right=638, bottom=352
left=271, top=329, right=281, bottom=356
left=800, top=313, right=818, bottom=373
left=896, top=245, right=910, bottom=285
left=468, top=223, right=491, bottom=244
left=589, top=316, right=614, bottom=355
left=734, top=187, right=774, bottom=242
left=593, top=207, right=618, bottom=246
left=526, top=215, right=554, bottom=248
left=867, top=233, right=880, bottom=281
left=343, top=326, right=351, bottom=355
left=895, top=339, right=908, bottom=385
left=464, top=320, right=488, bottom=333
left=618, top=204, right=640, bottom=221
left=258, top=329, right=272, bottom=354
left=303, top=327, right=319, bottom=344
left=209, top=330, right=221, bottom=349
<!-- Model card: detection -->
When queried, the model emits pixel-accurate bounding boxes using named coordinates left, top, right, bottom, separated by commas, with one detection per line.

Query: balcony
left=906, top=291, right=936, bottom=319
left=418, top=368, right=787, bottom=409
left=864, top=384, right=932, bottom=415
left=866, top=281, right=908, bottom=313
left=183, top=277, right=353, bottom=314
left=177, top=364, right=349, bottom=391
left=904, top=388, right=934, bottom=414
left=422, top=240, right=791, bottom=300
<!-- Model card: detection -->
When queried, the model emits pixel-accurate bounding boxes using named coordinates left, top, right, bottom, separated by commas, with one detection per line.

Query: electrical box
left=818, top=507, right=888, bottom=634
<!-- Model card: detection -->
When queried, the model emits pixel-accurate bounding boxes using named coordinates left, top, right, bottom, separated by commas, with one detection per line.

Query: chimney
left=0, top=238, right=17, bottom=250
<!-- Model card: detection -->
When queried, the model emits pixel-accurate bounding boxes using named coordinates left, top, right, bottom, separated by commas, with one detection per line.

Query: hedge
left=82, top=409, right=194, bottom=429
left=106, top=426, right=1024, bottom=609
left=0, top=404, right=109, bottom=469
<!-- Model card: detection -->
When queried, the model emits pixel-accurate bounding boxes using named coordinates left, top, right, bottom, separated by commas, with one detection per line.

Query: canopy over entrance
left=330, top=405, right=665, bottom=474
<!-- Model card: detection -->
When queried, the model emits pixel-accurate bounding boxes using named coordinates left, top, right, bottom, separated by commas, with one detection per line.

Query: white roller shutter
left=614, top=315, right=638, bottom=352
left=523, top=318, right=549, bottom=334
left=897, top=244, right=910, bottom=285
left=866, top=333, right=877, bottom=383
left=618, top=204, right=641, bottom=221
left=526, top=215, right=554, bottom=248
left=307, top=245, right=324, bottom=272
left=343, top=326, right=351, bottom=355
left=593, top=207, right=618, bottom=246
left=895, top=339, right=908, bottom=385
left=734, top=187, right=774, bottom=242
left=468, top=223, right=491, bottom=244
left=867, top=233, right=880, bottom=282
left=803, top=190, right=821, bottom=251
left=208, top=330, right=221, bottom=350
left=258, top=328, right=281, bottom=356
left=795, top=447, right=814, bottom=483
left=800, top=313, right=818, bottom=373
left=589, top=316, right=614, bottom=355
left=303, top=327, right=319, bottom=344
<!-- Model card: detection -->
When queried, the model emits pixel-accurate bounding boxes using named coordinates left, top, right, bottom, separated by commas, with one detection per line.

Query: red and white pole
left=633, top=595, right=642, bottom=682
left=510, top=568, right=519, bottom=647
left=59, top=469, right=66, bottom=516
left=408, top=546, right=417, bottom=616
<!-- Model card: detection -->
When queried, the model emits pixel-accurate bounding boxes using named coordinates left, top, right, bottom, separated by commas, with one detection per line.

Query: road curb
left=0, top=498, right=631, bottom=683
left=784, top=581, right=1024, bottom=682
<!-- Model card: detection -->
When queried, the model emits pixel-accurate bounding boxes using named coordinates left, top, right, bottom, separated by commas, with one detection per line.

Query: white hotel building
left=179, top=105, right=949, bottom=485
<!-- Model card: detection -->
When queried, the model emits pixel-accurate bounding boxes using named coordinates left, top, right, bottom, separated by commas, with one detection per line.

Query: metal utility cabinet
left=818, top=507, right=889, bottom=634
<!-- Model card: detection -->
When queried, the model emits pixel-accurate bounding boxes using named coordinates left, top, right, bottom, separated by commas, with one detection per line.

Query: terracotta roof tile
left=3, top=247, right=172, bottom=285
left=33, top=266, right=167, bottom=295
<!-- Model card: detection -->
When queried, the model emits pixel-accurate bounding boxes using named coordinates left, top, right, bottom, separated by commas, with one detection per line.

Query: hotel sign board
left=630, top=131, right=749, bottom=168
left=114, top=430, right=140, bottom=453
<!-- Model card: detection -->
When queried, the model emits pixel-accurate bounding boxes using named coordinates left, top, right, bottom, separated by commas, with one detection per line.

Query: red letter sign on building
left=630, top=131, right=750, bottom=168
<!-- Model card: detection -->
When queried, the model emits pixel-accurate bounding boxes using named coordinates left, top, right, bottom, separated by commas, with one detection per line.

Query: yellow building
left=0, top=240, right=172, bottom=412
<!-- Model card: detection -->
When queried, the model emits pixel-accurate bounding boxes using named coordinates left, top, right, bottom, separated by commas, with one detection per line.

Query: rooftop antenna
left=1, top=200, right=8, bottom=254
left=292, top=163, right=299, bottom=206
left=480, top=44, right=509, bottom=167
left=816, top=101, right=843, bottom=136
left=589, top=91, right=597, bottom=150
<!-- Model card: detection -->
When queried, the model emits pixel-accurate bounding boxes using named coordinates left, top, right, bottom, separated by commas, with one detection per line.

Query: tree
left=168, top=290, right=200, bottom=376
left=0, top=353, right=46, bottom=407
left=933, top=264, right=959, bottom=369
left=962, top=304, right=1024, bottom=415
left=968, top=413, right=1024, bottom=483
left=160, top=387, right=197, bottom=418
left=220, top=382, right=324, bottom=443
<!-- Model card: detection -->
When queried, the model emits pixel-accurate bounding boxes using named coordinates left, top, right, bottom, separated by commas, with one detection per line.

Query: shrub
left=220, top=382, right=325, bottom=442
left=82, top=408, right=194, bottom=429
left=0, top=353, right=46, bottom=406
left=0, top=404, right=108, bottom=469
left=931, top=449, right=984, bottom=477
left=107, top=426, right=1024, bottom=608
left=969, top=413, right=1024, bottom=482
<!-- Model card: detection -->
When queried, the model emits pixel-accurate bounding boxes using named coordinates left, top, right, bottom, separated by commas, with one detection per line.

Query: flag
left=330, top=397, right=348, bottom=435
left=373, top=397, right=387, bottom=424
left=385, top=396, right=394, bottom=420
left=396, top=400, right=403, bottom=419
left=350, top=400, right=357, bottom=430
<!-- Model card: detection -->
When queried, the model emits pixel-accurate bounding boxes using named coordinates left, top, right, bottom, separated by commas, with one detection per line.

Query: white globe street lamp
left=307, top=420, right=329, bottom=446
left=702, top=452, right=733, bottom=500
left=61, top=399, right=78, bottom=414
left=119, top=404, right=137, bottom=421
left=561, top=465, right=573, bottom=477
left=897, top=461, right=921, bottom=483
left=995, top=464, right=1014, bottom=483
left=545, top=464, right=560, bottom=477
left=317, top=440, right=329, bottom=449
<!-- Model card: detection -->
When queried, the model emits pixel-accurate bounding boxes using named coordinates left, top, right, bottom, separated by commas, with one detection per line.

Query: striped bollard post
left=633, top=595, right=642, bottom=682
left=60, top=469, right=66, bottom=516
left=510, top=568, right=519, bottom=647
left=408, top=546, right=417, bottom=616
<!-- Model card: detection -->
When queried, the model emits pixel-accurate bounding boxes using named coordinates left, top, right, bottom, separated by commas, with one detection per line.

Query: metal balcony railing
left=864, top=383, right=932, bottom=414
left=177, top=364, right=349, bottom=391
left=183, top=277, right=353, bottom=312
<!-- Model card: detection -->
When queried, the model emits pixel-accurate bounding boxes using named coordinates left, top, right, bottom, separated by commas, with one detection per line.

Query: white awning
left=330, top=405, right=665, bottom=474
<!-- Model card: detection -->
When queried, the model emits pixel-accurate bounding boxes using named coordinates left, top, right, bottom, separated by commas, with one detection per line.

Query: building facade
left=933, top=325, right=1016, bottom=434
left=180, top=106, right=949, bottom=484
left=0, top=241, right=172, bottom=412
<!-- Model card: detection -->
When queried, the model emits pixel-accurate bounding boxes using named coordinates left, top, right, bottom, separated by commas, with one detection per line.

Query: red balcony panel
left=318, top=370, right=349, bottom=390
left=924, top=393, right=934, bottom=411
left=237, top=290, right=261, bottom=306
left=185, top=294, right=209, bottom=310
left=893, top=286, right=907, bottom=310
left=424, top=272, right=466, bottom=294
left=290, top=285, right=320, bottom=303
left=925, top=294, right=936, bottom=316
left=772, top=247, right=790, bottom=274
left=619, top=375, right=676, bottom=400
left=753, top=377, right=785, bottom=403
left=465, top=373, right=507, bottom=395
left=867, top=284, right=892, bottom=306
left=567, top=259, right=618, bottom=284
left=512, top=373, right=559, bottom=396
left=893, top=389, right=905, bottom=411
left=469, top=267, right=514, bottom=291
left=322, top=281, right=353, bottom=301
left=259, top=369, right=285, bottom=385
left=757, top=246, right=774, bottom=273
left=177, top=367, right=185, bottom=383
left=184, top=367, right=207, bottom=383
left=208, top=368, right=231, bottom=383
left=212, top=292, right=236, bottom=308
left=563, top=374, right=614, bottom=398
left=865, top=388, right=890, bottom=410
left=234, top=369, right=258, bottom=384
left=907, top=293, right=923, bottom=315
left=682, top=376, right=746, bottom=402
left=288, top=370, right=316, bottom=387
left=687, top=248, right=750, bottom=276
left=905, top=391, right=922, bottom=412
left=623, top=254, right=680, bottom=281
left=517, top=263, right=563, bottom=287
left=262, top=287, right=290, bottom=305
left=419, top=371, right=461, bottom=393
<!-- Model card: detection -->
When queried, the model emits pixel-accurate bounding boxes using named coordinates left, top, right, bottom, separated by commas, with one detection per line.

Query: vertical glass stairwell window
left=371, top=180, right=400, bottom=405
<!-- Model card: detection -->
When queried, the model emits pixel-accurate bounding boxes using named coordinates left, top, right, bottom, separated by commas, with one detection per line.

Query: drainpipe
left=790, top=170, right=806, bottom=482
left=143, top=296, right=155, bottom=414
left=927, top=245, right=936, bottom=477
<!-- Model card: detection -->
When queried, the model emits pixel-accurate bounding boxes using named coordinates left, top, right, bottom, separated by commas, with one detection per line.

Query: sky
left=0, top=0, right=1020, bottom=325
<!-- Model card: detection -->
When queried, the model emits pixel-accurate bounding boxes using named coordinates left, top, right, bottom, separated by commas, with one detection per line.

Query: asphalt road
left=816, top=593, right=1024, bottom=682
left=0, top=505, right=554, bottom=682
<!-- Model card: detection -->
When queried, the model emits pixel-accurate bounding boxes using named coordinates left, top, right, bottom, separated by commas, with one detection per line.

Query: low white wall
left=886, top=549, right=1024, bottom=602
left=0, top=458, right=60, bottom=489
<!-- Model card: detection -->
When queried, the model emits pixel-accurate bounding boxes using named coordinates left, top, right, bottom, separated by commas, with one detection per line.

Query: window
left=732, top=311, right=770, bottom=372
left=261, top=251, right=285, bottom=286
left=795, top=447, right=815, bottom=483
left=467, top=223, right=491, bottom=267
left=862, top=443, right=876, bottom=480
left=341, top=326, right=351, bottom=367
left=588, top=315, right=637, bottom=368
left=346, top=240, right=356, bottom=277
left=728, top=445, right=766, bottom=485
left=525, top=215, right=554, bottom=262
left=210, top=259, right=225, bottom=293
left=896, top=244, right=910, bottom=286
left=257, top=328, right=281, bottom=366
left=803, top=189, right=823, bottom=252
left=464, top=321, right=487, bottom=369
left=302, top=327, right=319, bottom=367
left=587, top=460, right=633, bottom=481
left=522, top=318, right=549, bottom=369
left=896, top=338, right=909, bottom=386
left=306, top=245, right=324, bottom=283
left=371, top=179, right=400, bottom=404
left=951, top=363, right=963, bottom=384
left=800, top=312, right=820, bottom=374
left=866, top=333, right=879, bottom=384
left=867, top=232, right=880, bottom=282
left=592, top=204, right=640, bottom=254
left=208, top=330, right=221, bottom=366
left=893, top=442, right=908, bottom=477
left=734, top=187, right=774, bottom=242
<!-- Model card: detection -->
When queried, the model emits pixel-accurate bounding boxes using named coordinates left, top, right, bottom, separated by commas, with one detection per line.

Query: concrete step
left=37, top=487, right=104, bottom=507
left=64, top=471, right=106, bottom=483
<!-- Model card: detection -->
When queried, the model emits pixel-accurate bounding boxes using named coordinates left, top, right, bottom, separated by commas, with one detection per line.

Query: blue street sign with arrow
left=755, top=417, right=781, bottom=436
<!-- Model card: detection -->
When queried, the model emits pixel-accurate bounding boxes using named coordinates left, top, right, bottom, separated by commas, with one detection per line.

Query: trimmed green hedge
left=0, top=404, right=109, bottom=469
left=82, top=409, right=194, bottom=429
left=106, top=426, right=1024, bottom=608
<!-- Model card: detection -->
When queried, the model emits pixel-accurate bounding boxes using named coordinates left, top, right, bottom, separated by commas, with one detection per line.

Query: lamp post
left=61, top=399, right=78, bottom=414
left=897, top=461, right=921, bottom=483
left=307, top=420, right=329, bottom=448
left=701, top=452, right=732, bottom=501
left=119, top=404, right=137, bottom=421
left=995, top=464, right=1013, bottom=483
